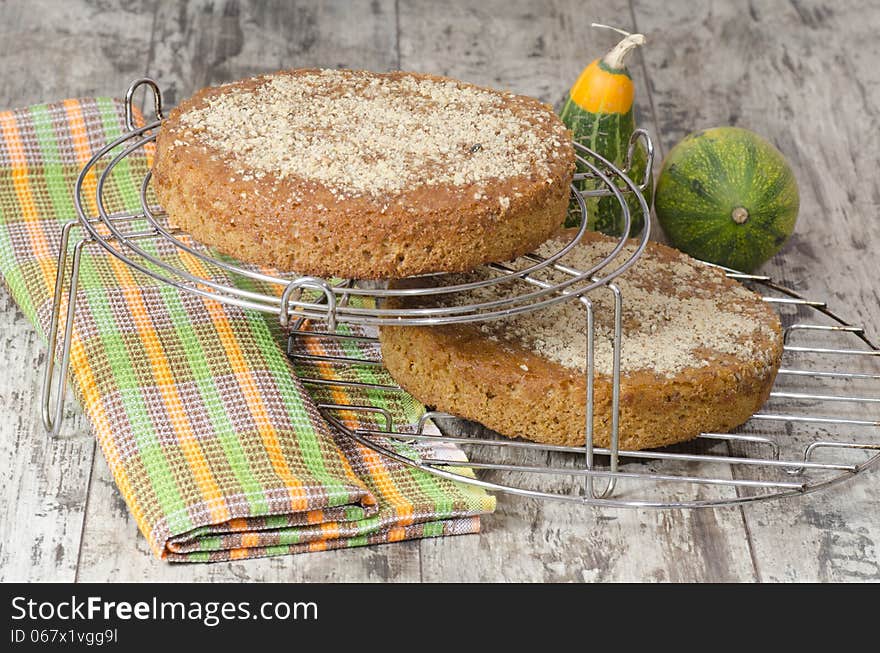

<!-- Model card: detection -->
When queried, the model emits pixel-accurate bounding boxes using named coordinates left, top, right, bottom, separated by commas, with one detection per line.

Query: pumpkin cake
left=378, top=231, right=784, bottom=450
left=152, top=68, right=575, bottom=279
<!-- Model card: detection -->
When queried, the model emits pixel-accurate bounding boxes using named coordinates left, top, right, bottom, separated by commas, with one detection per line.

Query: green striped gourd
left=654, top=126, right=799, bottom=273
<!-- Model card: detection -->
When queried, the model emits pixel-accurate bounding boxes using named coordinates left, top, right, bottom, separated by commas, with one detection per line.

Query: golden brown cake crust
left=378, top=232, right=784, bottom=450
left=152, top=68, right=575, bottom=279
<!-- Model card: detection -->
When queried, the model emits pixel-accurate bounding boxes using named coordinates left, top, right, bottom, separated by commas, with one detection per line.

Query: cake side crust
left=378, top=233, right=784, bottom=449
left=379, top=321, right=782, bottom=449
left=152, top=69, right=575, bottom=278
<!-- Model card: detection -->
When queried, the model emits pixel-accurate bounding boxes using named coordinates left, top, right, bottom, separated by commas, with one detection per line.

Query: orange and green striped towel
left=0, top=97, right=495, bottom=562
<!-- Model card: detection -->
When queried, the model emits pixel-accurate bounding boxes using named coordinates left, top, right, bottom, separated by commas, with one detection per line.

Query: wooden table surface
left=1, top=0, right=878, bottom=582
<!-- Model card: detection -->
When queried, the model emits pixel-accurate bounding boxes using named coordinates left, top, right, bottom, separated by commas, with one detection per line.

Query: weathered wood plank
left=0, top=0, right=156, bottom=582
left=632, top=0, right=880, bottom=581
left=0, top=292, right=93, bottom=582
left=145, top=0, right=399, bottom=108
left=416, top=424, right=758, bottom=582
left=0, top=0, right=156, bottom=108
left=74, top=0, right=423, bottom=581
left=399, top=0, right=757, bottom=582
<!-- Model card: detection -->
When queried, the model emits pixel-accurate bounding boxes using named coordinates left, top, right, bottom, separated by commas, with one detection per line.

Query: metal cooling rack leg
left=625, top=128, right=655, bottom=193
left=597, top=283, right=624, bottom=499
left=609, top=284, right=624, bottom=484
left=279, top=276, right=337, bottom=331
left=41, top=224, right=87, bottom=436
left=804, top=441, right=880, bottom=467
left=783, top=323, right=865, bottom=345
left=582, top=297, right=599, bottom=499
left=318, top=403, right=394, bottom=432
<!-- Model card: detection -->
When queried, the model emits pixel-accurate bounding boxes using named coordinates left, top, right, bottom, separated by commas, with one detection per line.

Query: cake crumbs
left=429, top=235, right=781, bottom=378
left=174, top=69, right=569, bottom=198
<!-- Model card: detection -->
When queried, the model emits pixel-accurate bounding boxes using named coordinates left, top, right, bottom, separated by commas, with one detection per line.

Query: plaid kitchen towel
left=0, top=97, right=495, bottom=562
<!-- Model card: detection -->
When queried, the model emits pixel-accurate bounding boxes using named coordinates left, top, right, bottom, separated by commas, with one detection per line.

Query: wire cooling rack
left=297, top=282, right=880, bottom=507
left=41, top=78, right=880, bottom=508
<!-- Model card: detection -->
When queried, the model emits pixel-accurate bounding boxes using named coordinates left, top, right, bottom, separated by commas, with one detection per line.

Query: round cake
left=152, top=68, right=575, bottom=279
left=379, top=231, right=784, bottom=450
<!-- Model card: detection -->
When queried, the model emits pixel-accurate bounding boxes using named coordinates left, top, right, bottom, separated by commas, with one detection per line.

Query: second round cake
left=379, top=231, right=784, bottom=450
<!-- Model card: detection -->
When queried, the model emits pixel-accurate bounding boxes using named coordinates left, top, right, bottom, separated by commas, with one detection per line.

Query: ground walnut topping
left=431, top=234, right=781, bottom=378
left=173, top=69, right=569, bottom=197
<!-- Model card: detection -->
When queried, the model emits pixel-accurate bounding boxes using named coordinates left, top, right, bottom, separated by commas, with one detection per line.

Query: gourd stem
left=602, top=33, right=646, bottom=70
left=732, top=207, right=750, bottom=224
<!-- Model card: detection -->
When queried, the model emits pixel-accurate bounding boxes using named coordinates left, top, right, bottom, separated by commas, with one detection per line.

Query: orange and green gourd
left=559, top=30, right=651, bottom=236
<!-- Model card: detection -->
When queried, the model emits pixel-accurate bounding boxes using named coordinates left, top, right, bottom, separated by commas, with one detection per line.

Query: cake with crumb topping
left=152, top=68, right=575, bottom=278
left=379, top=231, right=784, bottom=450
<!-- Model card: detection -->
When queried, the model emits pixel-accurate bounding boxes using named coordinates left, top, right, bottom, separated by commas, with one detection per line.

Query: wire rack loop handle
left=625, top=128, right=654, bottom=192
left=124, top=78, right=165, bottom=132
left=279, top=276, right=338, bottom=331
